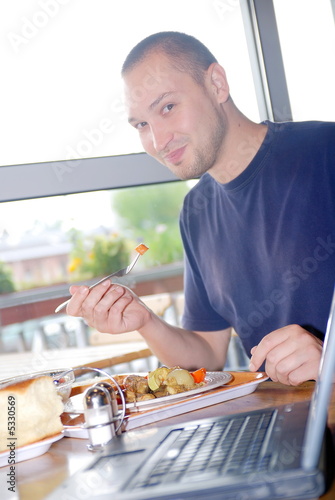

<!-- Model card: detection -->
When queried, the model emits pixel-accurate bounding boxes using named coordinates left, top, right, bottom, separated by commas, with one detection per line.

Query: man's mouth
left=164, top=145, right=186, bottom=165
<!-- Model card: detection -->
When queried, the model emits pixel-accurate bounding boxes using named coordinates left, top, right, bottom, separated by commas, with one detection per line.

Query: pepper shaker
left=95, top=381, right=122, bottom=435
left=83, top=385, right=114, bottom=451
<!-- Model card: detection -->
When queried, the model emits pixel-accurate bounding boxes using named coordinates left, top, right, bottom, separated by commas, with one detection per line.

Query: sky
left=0, top=191, right=116, bottom=244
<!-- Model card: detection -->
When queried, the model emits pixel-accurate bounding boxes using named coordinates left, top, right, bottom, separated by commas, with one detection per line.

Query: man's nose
left=150, top=123, right=173, bottom=153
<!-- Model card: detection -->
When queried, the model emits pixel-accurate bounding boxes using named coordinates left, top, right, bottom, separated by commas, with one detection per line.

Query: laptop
left=47, top=289, right=335, bottom=500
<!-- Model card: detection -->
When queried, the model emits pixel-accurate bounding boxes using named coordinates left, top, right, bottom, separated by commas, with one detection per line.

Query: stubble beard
left=172, top=107, right=226, bottom=181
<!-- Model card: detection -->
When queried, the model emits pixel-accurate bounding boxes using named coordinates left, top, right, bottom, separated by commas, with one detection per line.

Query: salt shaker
left=95, top=381, right=122, bottom=435
left=83, top=385, right=114, bottom=451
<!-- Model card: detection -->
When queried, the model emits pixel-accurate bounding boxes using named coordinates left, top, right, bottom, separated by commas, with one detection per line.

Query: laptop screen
left=302, top=286, right=335, bottom=469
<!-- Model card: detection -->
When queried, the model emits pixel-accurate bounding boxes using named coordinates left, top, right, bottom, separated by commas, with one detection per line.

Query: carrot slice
left=135, top=243, right=149, bottom=255
left=190, top=368, right=207, bottom=383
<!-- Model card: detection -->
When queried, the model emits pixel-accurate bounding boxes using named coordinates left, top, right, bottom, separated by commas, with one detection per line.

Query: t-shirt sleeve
left=180, top=211, right=231, bottom=332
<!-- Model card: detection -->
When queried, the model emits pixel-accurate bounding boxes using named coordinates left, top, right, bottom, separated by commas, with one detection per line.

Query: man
left=67, top=32, right=335, bottom=385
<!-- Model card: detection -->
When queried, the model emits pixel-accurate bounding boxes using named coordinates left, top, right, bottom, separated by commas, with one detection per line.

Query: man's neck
left=209, top=106, right=268, bottom=184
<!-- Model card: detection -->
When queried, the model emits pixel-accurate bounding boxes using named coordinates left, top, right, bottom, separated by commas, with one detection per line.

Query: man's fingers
left=67, top=280, right=112, bottom=316
left=94, top=294, right=133, bottom=332
left=248, top=360, right=257, bottom=372
left=92, top=286, right=127, bottom=319
left=249, top=330, right=289, bottom=372
left=69, top=284, right=81, bottom=295
left=66, top=285, right=90, bottom=315
left=249, top=346, right=258, bottom=371
left=249, top=343, right=267, bottom=372
left=249, top=326, right=323, bottom=385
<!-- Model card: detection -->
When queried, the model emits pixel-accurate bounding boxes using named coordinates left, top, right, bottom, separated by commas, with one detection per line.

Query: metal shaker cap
left=95, top=381, right=117, bottom=401
left=84, top=386, right=111, bottom=410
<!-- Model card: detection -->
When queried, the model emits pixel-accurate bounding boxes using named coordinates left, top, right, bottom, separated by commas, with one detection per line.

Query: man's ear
left=207, top=63, right=230, bottom=103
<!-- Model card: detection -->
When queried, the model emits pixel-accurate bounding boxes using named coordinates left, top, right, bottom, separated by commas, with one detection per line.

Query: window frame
left=0, top=152, right=177, bottom=203
left=240, top=0, right=292, bottom=122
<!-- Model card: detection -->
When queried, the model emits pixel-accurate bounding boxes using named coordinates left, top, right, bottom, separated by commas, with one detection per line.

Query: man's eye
left=162, top=103, right=174, bottom=114
left=136, top=121, right=147, bottom=130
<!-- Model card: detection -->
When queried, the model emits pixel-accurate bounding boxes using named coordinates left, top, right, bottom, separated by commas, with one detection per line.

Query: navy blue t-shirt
left=180, top=121, right=335, bottom=358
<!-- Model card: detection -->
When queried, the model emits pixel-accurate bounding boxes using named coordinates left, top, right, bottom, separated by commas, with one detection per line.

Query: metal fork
left=55, top=245, right=148, bottom=313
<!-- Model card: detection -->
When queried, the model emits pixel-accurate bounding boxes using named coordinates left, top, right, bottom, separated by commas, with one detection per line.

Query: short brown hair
left=122, top=31, right=217, bottom=86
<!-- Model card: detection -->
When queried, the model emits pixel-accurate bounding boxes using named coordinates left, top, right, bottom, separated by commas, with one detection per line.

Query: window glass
left=0, top=181, right=192, bottom=353
left=0, top=0, right=259, bottom=167
left=273, top=0, right=335, bottom=121
left=0, top=181, right=190, bottom=294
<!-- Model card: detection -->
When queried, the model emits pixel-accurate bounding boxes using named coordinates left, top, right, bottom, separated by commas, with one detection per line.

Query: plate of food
left=124, top=368, right=232, bottom=411
left=62, top=370, right=268, bottom=436
left=65, top=367, right=233, bottom=414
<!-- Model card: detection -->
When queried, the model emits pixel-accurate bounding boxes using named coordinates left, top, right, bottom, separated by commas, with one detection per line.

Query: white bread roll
left=0, top=376, right=64, bottom=452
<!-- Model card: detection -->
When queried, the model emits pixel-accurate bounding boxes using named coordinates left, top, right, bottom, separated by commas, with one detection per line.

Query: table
left=2, top=380, right=334, bottom=500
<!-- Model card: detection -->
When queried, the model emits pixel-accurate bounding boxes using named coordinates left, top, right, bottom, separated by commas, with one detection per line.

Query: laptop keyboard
left=131, top=410, right=276, bottom=489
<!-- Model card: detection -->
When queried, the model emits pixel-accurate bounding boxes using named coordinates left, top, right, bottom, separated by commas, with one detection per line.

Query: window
left=0, top=182, right=189, bottom=294
left=1, top=0, right=259, bottom=168
left=273, top=0, right=335, bottom=121
left=0, top=181, right=189, bottom=352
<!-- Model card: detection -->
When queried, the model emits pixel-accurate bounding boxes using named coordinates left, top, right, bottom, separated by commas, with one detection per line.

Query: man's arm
left=249, top=324, right=323, bottom=385
left=140, top=314, right=232, bottom=371
left=66, top=281, right=232, bottom=371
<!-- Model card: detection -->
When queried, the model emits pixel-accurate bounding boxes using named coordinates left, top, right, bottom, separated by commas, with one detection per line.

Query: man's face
left=123, top=52, right=227, bottom=180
